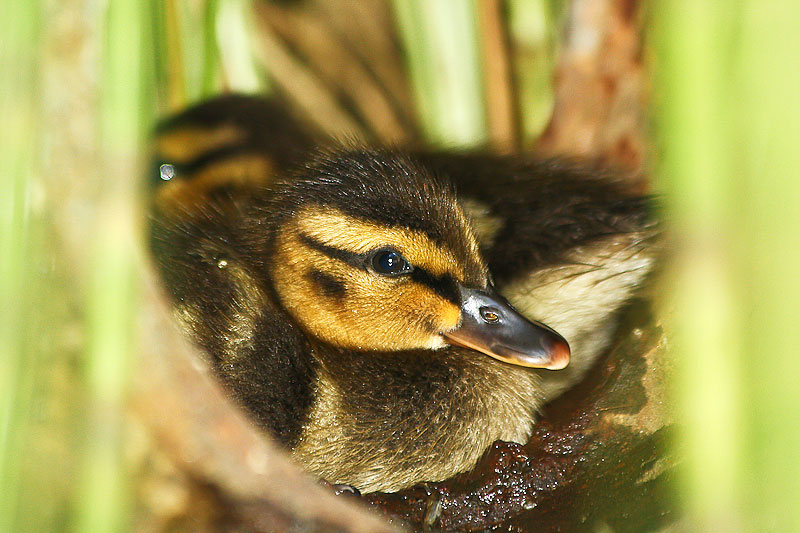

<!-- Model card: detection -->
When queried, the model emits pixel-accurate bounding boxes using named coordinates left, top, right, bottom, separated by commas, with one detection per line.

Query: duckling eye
left=369, top=249, right=412, bottom=276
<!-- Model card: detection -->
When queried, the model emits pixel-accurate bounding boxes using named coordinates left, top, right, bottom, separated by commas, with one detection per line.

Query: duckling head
left=259, top=149, right=570, bottom=369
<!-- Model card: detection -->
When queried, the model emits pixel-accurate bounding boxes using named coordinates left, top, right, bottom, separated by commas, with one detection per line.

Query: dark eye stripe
left=410, top=270, right=461, bottom=305
left=298, top=233, right=367, bottom=268
left=299, top=232, right=461, bottom=304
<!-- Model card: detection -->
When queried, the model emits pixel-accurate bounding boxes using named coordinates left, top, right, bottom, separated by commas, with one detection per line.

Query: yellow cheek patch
left=156, top=123, right=245, bottom=163
left=395, top=284, right=461, bottom=332
left=294, top=206, right=480, bottom=280
left=270, top=231, right=464, bottom=351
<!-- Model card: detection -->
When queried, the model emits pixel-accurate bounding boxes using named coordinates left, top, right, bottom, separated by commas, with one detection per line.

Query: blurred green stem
left=72, top=0, right=147, bottom=531
left=0, top=0, right=42, bottom=530
left=506, top=0, right=556, bottom=143
left=392, top=0, right=487, bottom=147
left=216, top=0, right=266, bottom=93
left=655, top=1, right=800, bottom=530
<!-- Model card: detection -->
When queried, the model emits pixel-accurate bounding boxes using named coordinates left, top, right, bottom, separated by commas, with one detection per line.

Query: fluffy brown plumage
left=149, top=95, right=657, bottom=493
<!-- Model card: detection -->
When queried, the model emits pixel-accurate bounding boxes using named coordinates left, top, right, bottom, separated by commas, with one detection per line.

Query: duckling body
left=150, top=95, right=656, bottom=493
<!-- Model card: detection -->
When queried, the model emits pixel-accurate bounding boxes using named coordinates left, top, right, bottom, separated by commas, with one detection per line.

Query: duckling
left=149, top=95, right=657, bottom=493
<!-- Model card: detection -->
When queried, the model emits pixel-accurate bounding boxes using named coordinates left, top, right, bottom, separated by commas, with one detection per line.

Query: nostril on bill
left=480, top=307, right=500, bottom=323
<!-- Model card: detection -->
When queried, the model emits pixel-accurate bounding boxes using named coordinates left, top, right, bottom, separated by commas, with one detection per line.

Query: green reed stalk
left=392, top=0, right=488, bottom=148
left=654, top=1, right=800, bottom=530
left=0, top=0, right=43, bottom=531
left=71, top=0, right=150, bottom=531
left=506, top=0, right=558, bottom=143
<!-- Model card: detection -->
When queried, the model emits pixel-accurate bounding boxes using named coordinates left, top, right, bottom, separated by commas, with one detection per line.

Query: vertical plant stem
left=0, top=1, right=41, bottom=530
left=202, top=0, right=222, bottom=95
left=72, top=0, right=148, bottom=530
left=655, top=0, right=800, bottom=530
left=392, top=0, right=487, bottom=147
left=0, top=0, right=44, bottom=530
left=149, top=0, right=170, bottom=112
left=506, top=0, right=557, bottom=144
left=218, top=0, right=266, bottom=93
left=477, top=0, right=518, bottom=151
left=654, top=1, right=743, bottom=528
left=735, top=3, right=800, bottom=530
left=178, top=0, right=222, bottom=102
left=164, top=0, right=186, bottom=110
left=73, top=210, right=137, bottom=533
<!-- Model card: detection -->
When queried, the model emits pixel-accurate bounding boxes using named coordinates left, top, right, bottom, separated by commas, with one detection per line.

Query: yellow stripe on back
left=156, top=123, right=245, bottom=163
left=154, top=153, right=274, bottom=216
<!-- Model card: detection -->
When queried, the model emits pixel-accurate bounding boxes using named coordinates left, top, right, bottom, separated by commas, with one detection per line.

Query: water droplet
left=159, top=163, right=175, bottom=181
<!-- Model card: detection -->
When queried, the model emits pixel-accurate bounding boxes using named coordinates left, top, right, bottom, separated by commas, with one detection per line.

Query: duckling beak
left=442, top=285, right=570, bottom=370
